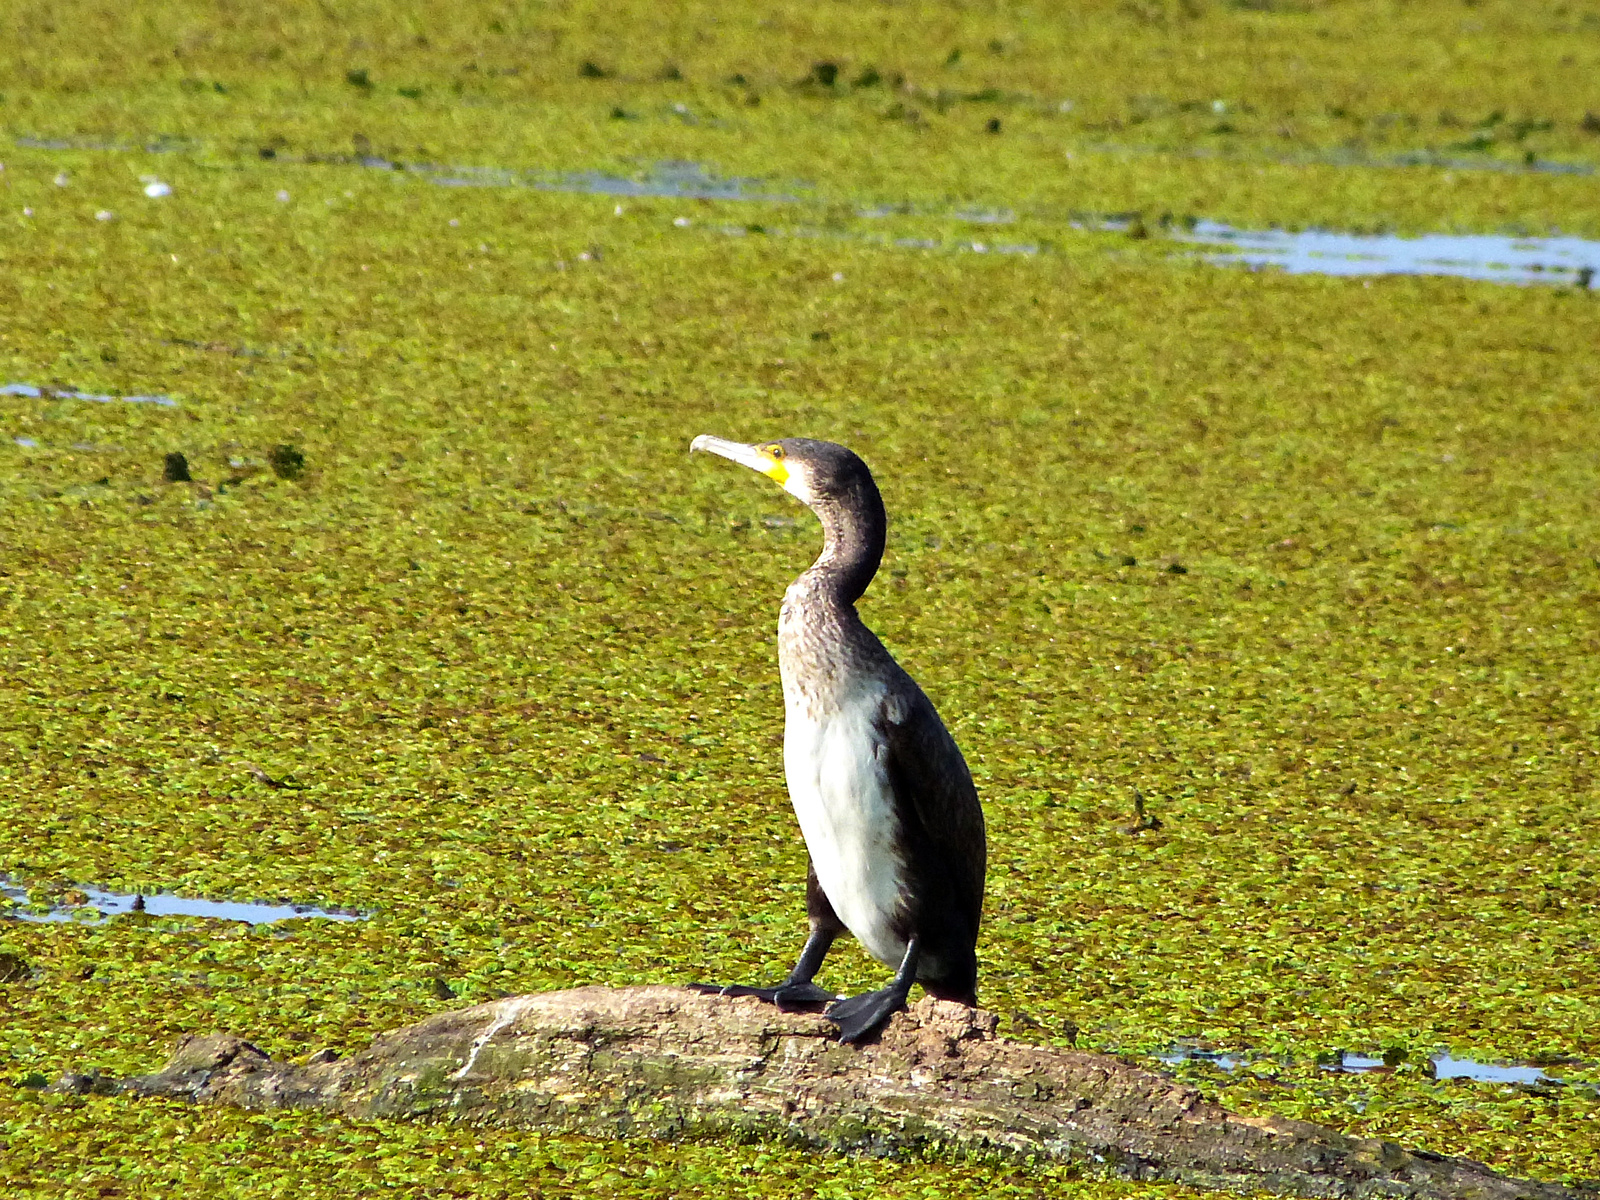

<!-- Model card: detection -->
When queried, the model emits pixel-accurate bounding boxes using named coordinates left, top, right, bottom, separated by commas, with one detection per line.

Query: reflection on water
left=1175, top=220, right=1599, bottom=288
left=1430, top=1053, right=1551, bottom=1085
left=10, top=134, right=1600, bottom=289
left=1157, top=1043, right=1570, bottom=1086
left=538, top=161, right=782, bottom=200
left=1, top=877, right=363, bottom=925
left=2, top=381, right=178, bottom=407
left=1155, top=1045, right=1251, bottom=1072
left=518, top=164, right=1599, bottom=288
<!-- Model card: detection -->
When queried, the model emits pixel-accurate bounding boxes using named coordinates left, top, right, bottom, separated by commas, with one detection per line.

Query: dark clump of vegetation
left=268, top=445, right=305, bottom=480
left=806, top=61, right=838, bottom=87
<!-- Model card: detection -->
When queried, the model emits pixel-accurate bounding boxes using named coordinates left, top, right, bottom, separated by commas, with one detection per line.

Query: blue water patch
left=1, top=876, right=362, bottom=925
left=1155, top=1045, right=1251, bottom=1072
left=1430, top=1053, right=1552, bottom=1085
left=1158, top=1043, right=1568, bottom=1086
left=2, top=381, right=178, bottom=406
left=1175, top=220, right=1599, bottom=288
left=1322, top=1048, right=1559, bottom=1084
left=629, top=165, right=1598, bottom=288
left=950, top=207, right=1017, bottom=225
left=10, top=134, right=1599, bottom=289
left=539, top=160, right=783, bottom=201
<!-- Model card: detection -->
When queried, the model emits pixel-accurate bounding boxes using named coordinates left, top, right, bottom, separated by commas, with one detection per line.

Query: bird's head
left=688, top=435, right=872, bottom=510
left=690, top=435, right=887, bottom=599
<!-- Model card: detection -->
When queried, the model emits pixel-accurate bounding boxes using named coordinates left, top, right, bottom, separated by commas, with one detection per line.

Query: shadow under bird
left=687, top=436, right=987, bottom=1043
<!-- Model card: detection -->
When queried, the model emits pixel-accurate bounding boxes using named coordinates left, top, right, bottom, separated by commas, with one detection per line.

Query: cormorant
left=687, top=436, right=987, bottom=1043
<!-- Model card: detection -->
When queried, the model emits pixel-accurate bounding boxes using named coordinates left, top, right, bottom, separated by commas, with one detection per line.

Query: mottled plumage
left=688, top=436, right=986, bottom=1041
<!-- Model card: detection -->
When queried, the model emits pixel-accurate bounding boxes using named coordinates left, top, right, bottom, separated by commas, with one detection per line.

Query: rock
left=119, top=986, right=1589, bottom=1200
left=50, top=1069, right=120, bottom=1096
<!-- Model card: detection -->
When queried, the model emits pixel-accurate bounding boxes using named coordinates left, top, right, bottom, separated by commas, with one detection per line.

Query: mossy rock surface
left=116, top=986, right=1592, bottom=1200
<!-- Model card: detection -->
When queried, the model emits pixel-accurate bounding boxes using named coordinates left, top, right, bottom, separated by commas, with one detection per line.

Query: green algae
left=2, top=1092, right=1194, bottom=1200
left=5, top=0, right=1600, bottom=234
left=3, top=1, right=1600, bottom=1195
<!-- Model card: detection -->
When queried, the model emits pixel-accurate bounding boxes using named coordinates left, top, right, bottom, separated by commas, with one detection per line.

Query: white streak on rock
left=452, top=999, right=523, bottom=1080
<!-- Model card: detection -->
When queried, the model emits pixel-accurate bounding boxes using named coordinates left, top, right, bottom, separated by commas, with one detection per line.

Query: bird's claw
left=685, top=981, right=840, bottom=1010
left=826, top=986, right=910, bottom=1043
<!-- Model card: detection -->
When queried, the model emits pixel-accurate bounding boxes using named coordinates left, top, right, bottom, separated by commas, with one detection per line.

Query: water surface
left=1157, top=1043, right=1565, bottom=1086
left=2, top=381, right=178, bottom=407
left=1177, top=221, right=1598, bottom=288
left=2, top=877, right=362, bottom=925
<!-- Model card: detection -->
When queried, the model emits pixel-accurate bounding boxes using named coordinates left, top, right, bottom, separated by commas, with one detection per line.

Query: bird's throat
left=804, top=482, right=886, bottom=607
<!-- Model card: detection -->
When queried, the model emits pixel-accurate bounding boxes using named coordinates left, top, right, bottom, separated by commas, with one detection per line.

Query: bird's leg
left=687, top=925, right=841, bottom=1011
left=770, top=924, right=844, bottom=1008
left=826, top=938, right=920, bottom=1044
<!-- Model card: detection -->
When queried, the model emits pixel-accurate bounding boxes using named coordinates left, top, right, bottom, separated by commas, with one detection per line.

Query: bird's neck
left=798, top=481, right=886, bottom=608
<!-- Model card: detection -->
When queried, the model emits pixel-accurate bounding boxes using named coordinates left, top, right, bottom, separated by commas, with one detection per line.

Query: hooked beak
left=689, top=435, right=789, bottom=486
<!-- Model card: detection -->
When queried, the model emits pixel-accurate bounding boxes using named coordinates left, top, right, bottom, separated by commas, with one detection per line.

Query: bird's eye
left=765, top=444, right=785, bottom=460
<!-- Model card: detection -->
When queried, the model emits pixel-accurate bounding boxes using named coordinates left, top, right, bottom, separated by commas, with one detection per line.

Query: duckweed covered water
left=3, top=1, right=1599, bottom=1196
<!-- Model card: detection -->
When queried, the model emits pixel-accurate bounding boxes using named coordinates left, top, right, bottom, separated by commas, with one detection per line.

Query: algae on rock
left=120, top=986, right=1591, bottom=1200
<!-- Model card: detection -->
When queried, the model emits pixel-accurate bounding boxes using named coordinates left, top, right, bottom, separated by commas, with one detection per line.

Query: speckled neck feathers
left=777, top=474, right=889, bottom=712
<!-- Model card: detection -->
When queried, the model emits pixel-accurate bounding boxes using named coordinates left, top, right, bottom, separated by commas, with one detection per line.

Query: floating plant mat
left=5, top=0, right=1600, bottom=240
left=14, top=147, right=1597, bottom=289
left=2, top=2, right=1600, bottom=1198
left=398, top=158, right=1600, bottom=285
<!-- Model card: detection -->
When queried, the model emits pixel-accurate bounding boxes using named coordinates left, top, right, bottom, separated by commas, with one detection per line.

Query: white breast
left=783, top=680, right=907, bottom=968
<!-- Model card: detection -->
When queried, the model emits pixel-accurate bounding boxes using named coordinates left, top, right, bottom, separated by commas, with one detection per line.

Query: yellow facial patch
left=758, top=445, right=790, bottom=485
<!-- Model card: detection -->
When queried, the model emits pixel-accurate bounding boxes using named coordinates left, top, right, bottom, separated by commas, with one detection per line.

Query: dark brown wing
left=874, top=680, right=986, bottom=1000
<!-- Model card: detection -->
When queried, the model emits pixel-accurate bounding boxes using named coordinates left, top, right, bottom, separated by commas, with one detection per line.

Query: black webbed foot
left=826, top=984, right=911, bottom=1043
left=825, top=937, right=921, bottom=1044
left=687, top=926, right=842, bottom=1012
left=686, top=981, right=841, bottom=1011
left=770, top=980, right=842, bottom=1010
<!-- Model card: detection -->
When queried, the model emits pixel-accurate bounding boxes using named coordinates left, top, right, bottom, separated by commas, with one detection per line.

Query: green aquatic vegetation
left=3, top=1, right=1600, bottom=1195
left=2, top=1087, right=1209, bottom=1200
left=3, top=0, right=1600, bottom=235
